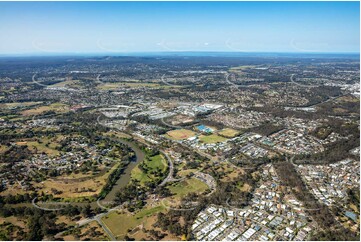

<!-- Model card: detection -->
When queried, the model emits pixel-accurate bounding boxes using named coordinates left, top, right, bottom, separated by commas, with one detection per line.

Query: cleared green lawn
left=131, top=154, right=167, bottom=184
left=147, top=154, right=167, bottom=172
left=102, top=212, right=139, bottom=239
left=102, top=205, right=166, bottom=239
left=168, top=178, right=208, bottom=198
left=165, top=129, right=196, bottom=140
left=218, top=128, right=240, bottom=138
left=199, top=134, right=228, bottom=144
left=134, top=205, right=165, bottom=219
left=131, top=165, right=149, bottom=184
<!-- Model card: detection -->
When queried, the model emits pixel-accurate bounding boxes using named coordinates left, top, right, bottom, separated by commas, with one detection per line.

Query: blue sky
left=0, top=1, right=359, bottom=54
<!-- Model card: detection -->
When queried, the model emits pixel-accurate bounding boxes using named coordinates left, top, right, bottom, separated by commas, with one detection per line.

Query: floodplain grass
left=147, top=154, right=167, bottom=172
left=199, top=134, right=227, bottom=144
left=131, top=165, right=149, bottom=184
left=36, top=162, right=120, bottom=199
left=165, top=129, right=196, bottom=140
left=131, top=154, right=167, bottom=184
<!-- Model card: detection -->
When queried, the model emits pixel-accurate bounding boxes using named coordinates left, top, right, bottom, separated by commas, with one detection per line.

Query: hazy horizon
left=0, top=1, right=359, bottom=55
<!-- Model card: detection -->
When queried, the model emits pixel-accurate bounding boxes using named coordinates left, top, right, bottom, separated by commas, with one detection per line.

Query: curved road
left=159, top=151, right=175, bottom=186
left=76, top=209, right=117, bottom=241
left=286, top=74, right=350, bottom=109
left=32, top=197, right=68, bottom=211
left=225, top=73, right=257, bottom=88
left=289, top=74, right=319, bottom=88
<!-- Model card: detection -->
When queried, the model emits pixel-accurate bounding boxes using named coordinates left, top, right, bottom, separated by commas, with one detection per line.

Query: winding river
left=28, top=138, right=145, bottom=210
left=103, top=139, right=145, bottom=202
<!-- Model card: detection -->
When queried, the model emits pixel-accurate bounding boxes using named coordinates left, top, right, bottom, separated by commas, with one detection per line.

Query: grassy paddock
left=21, top=103, right=69, bottom=116
left=131, top=154, right=167, bottom=184
left=165, top=129, right=196, bottom=140
left=218, top=128, right=240, bottom=138
left=168, top=177, right=208, bottom=199
left=102, top=205, right=166, bottom=240
left=35, top=162, right=120, bottom=198
left=199, top=134, right=227, bottom=144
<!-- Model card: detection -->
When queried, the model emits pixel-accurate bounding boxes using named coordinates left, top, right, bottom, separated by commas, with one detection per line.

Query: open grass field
left=199, top=134, right=227, bottom=144
left=131, top=165, right=150, bottom=184
left=218, top=128, right=240, bottom=138
left=167, top=177, right=208, bottom=199
left=0, top=101, right=43, bottom=110
left=339, top=96, right=360, bottom=103
left=216, top=162, right=245, bottom=182
left=0, top=145, right=8, bottom=153
left=16, top=139, right=60, bottom=157
left=35, top=162, right=120, bottom=199
left=147, top=154, right=167, bottom=172
left=134, top=205, right=165, bottom=219
left=238, top=183, right=251, bottom=192
left=333, top=107, right=348, bottom=114
left=165, top=129, right=196, bottom=140
left=177, top=168, right=198, bottom=177
left=102, top=205, right=166, bottom=240
left=102, top=212, right=139, bottom=239
left=55, top=215, right=77, bottom=227
left=131, top=154, right=167, bottom=184
left=0, top=216, right=26, bottom=230
left=53, top=163, right=111, bottom=181
left=60, top=221, right=108, bottom=241
left=0, top=185, right=27, bottom=197
left=21, top=103, right=69, bottom=116
left=166, top=114, right=194, bottom=126
left=22, top=141, right=59, bottom=156
left=0, top=216, right=28, bottom=240
left=15, top=135, right=64, bottom=157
